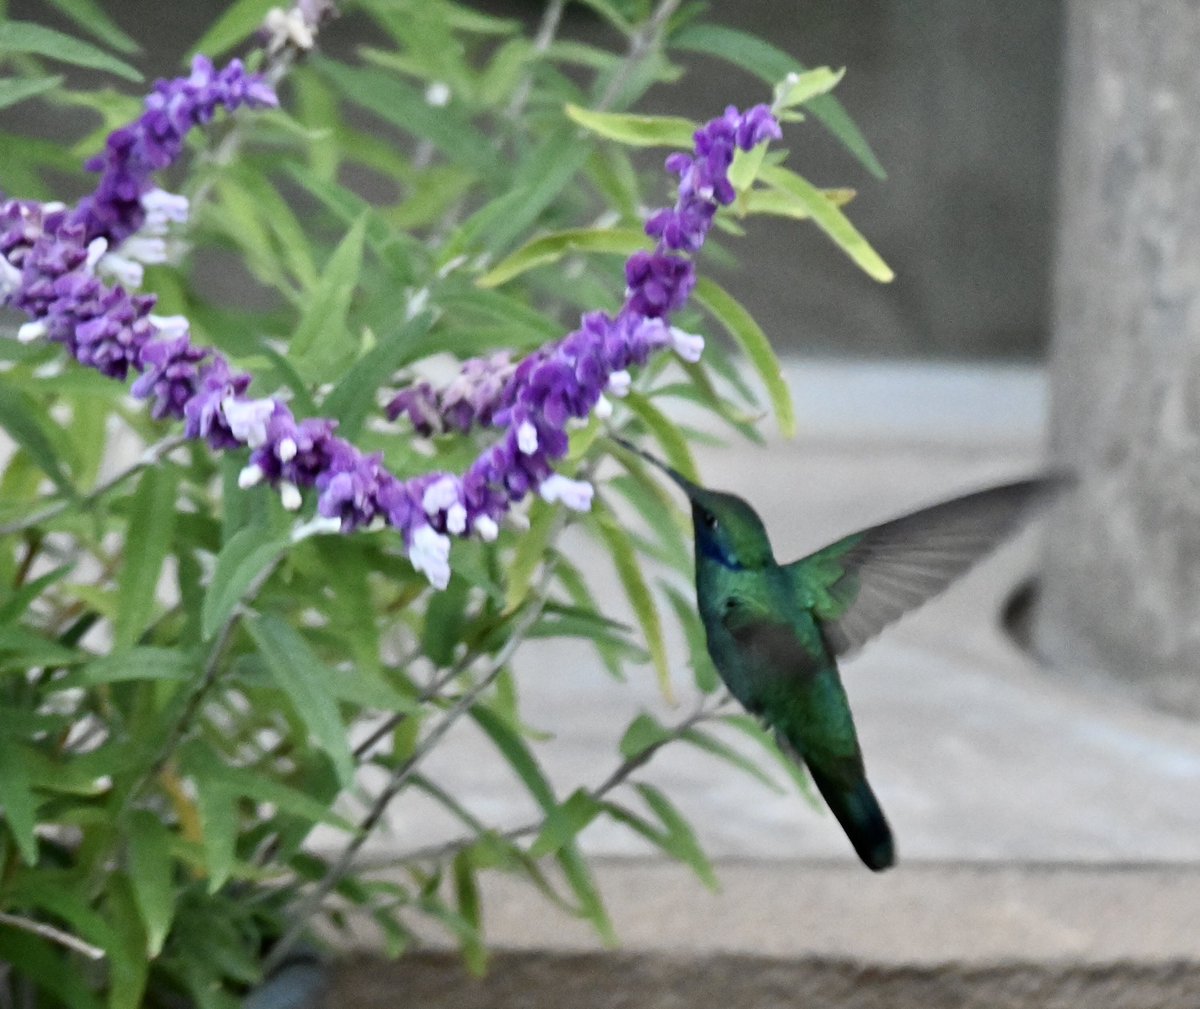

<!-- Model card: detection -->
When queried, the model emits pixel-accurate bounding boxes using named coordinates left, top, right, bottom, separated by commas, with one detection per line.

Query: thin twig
left=504, top=0, right=566, bottom=124
left=0, top=912, right=105, bottom=961
left=262, top=582, right=554, bottom=973
left=596, top=0, right=682, bottom=113
left=0, top=435, right=187, bottom=536
left=360, top=699, right=724, bottom=870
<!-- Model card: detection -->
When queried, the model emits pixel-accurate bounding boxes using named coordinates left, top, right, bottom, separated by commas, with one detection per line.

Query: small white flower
left=0, top=254, right=22, bottom=299
left=238, top=464, right=265, bottom=489
left=406, top=287, right=430, bottom=321
left=422, top=475, right=460, bottom=516
left=222, top=396, right=275, bottom=447
left=85, top=237, right=109, bottom=272
left=668, top=326, right=705, bottom=363
left=425, top=81, right=451, bottom=107
left=97, top=252, right=143, bottom=289
left=474, top=515, right=499, bottom=542
left=150, top=314, right=189, bottom=338
left=17, top=321, right=46, bottom=343
left=446, top=503, right=467, bottom=535
left=516, top=420, right=539, bottom=455
left=278, top=437, right=298, bottom=462
left=539, top=474, right=594, bottom=512
left=409, top=524, right=452, bottom=589
left=121, top=236, right=169, bottom=265
left=593, top=395, right=613, bottom=420
left=41, top=201, right=66, bottom=215
left=280, top=482, right=302, bottom=511
left=606, top=370, right=632, bottom=397
left=264, top=6, right=315, bottom=53
left=141, top=188, right=189, bottom=227
left=291, top=514, right=343, bottom=542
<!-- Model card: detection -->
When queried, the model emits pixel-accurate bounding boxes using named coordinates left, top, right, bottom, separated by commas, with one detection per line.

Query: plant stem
left=0, top=435, right=187, bottom=537
left=0, top=912, right=105, bottom=961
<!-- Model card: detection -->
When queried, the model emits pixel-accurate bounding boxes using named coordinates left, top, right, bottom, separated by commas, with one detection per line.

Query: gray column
left=1038, top=1, right=1200, bottom=714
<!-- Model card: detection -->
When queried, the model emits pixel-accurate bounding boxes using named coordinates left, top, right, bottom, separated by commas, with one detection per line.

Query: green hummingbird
left=612, top=435, right=1061, bottom=872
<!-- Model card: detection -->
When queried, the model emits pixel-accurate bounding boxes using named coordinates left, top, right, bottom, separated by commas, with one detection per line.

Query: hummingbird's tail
left=808, top=765, right=895, bottom=872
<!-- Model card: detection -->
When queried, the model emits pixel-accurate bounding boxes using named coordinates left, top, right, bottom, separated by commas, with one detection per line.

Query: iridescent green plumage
left=613, top=436, right=1061, bottom=871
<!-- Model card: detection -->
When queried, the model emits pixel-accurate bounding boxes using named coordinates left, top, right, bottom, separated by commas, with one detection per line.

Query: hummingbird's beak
left=609, top=433, right=699, bottom=499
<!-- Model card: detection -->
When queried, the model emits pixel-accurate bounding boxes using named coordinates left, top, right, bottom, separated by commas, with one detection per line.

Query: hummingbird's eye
left=702, top=511, right=718, bottom=531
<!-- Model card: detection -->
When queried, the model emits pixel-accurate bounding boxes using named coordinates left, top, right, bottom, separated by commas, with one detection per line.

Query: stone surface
left=1039, top=0, right=1200, bottom=715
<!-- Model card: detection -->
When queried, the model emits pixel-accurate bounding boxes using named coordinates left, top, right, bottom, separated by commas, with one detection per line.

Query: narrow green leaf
left=0, top=21, right=141, bottom=81
left=0, top=75, right=64, bottom=110
left=622, top=392, right=699, bottom=481
left=679, top=727, right=783, bottom=794
left=0, top=380, right=75, bottom=497
left=692, top=276, right=795, bottom=437
left=106, top=874, right=150, bottom=1009
left=528, top=788, right=603, bottom=858
left=0, top=562, right=73, bottom=625
left=634, top=782, right=717, bottom=889
left=188, top=0, right=276, bottom=59
left=73, top=647, right=195, bottom=685
left=245, top=615, right=354, bottom=786
left=316, top=58, right=500, bottom=176
left=503, top=500, right=557, bottom=612
left=595, top=506, right=672, bottom=702
left=477, top=226, right=651, bottom=289
left=115, top=466, right=178, bottom=649
left=322, top=310, right=434, bottom=441
left=0, top=740, right=39, bottom=863
left=289, top=213, right=367, bottom=370
left=721, top=712, right=818, bottom=803
left=471, top=705, right=555, bottom=809
left=671, top=24, right=886, bottom=179
left=127, top=810, right=175, bottom=957
left=192, top=775, right=237, bottom=891
left=759, top=165, right=893, bottom=282
left=564, top=103, right=695, bottom=148
left=557, top=844, right=616, bottom=944
left=774, top=65, right=846, bottom=109
left=452, top=851, right=487, bottom=975
left=739, top=185, right=855, bottom=221
left=0, top=931, right=103, bottom=1009
left=618, top=711, right=674, bottom=760
left=43, top=0, right=139, bottom=54
left=200, top=527, right=287, bottom=640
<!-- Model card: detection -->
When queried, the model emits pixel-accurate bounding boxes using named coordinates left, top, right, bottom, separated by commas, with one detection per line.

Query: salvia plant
left=0, top=0, right=891, bottom=1005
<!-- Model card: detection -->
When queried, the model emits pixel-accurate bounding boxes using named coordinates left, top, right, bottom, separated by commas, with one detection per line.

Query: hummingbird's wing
left=783, top=477, right=1064, bottom=657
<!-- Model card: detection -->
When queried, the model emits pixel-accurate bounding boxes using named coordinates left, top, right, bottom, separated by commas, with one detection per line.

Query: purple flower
left=72, top=56, right=276, bottom=246
left=133, top=335, right=212, bottom=420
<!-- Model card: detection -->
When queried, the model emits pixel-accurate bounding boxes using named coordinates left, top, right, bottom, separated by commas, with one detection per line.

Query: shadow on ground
left=323, top=952, right=1200, bottom=1009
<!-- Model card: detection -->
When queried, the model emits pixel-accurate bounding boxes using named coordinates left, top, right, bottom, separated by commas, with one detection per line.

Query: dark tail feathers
left=809, top=766, right=895, bottom=872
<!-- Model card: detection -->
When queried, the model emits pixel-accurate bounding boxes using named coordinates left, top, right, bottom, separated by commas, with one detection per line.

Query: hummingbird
left=611, top=435, right=1062, bottom=872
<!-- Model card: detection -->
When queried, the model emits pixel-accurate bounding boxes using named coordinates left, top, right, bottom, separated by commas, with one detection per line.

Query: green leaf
left=739, top=184, right=855, bottom=221
left=622, top=392, right=699, bottom=481
left=528, top=788, right=603, bottom=858
left=0, top=740, right=39, bottom=863
left=692, top=276, right=795, bottom=437
left=322, top=310, right=434, bottom=442
left=0, top=75, right=64, bottom=110
left=0, top=931, right=103, bottom=1009
left=564, top=103, right=695, bottom=148
left=245, top=615, right=355, bottom=786
left=0, top=21, right=141, bottom=81
left=127, top=810, right=175, bottom=957
left=43, top=0, right=139, bottom=54
left=72, top=646, right=196, bottom=685
left=477, top=226, right=651, bottom=289
left=758, top=165, right=893, bottom=282
left=200, top=527, right=287, bottom=640
left=635, top=782, right=717, bottom=889
left=618, top=711, right=674, bottom=760
left=188, top=0, right=276, bottom=59
left=106, top=874, right=150, bottom=1009
left=0, top=379, right=75, bottom=497
left=679, top=726, right=782, bottom=794
left=503, top=500, right=557, bottom=612
left=0, top=562, right=73, bottom=625
left=671, top=24, right=885, bottom=179
left=471, top=705, right=555, bottom=809
left=289, top=213, right=367, bottom=372
left=317, top=58, right=500, bottom=177
left=595, top=506, right=672, bottom=702
left=451, top=851, right=487, bottom=975
left=115, top=466, right=178, bottom=649
left=774, top=65, right=846, bottom=109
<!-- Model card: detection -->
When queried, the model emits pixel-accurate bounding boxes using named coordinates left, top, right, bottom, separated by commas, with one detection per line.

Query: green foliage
left=0, top=1, right=888, bottom=1004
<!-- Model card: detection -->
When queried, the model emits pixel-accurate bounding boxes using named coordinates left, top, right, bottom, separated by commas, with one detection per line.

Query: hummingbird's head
left=611, top=435, right=775, bottom=570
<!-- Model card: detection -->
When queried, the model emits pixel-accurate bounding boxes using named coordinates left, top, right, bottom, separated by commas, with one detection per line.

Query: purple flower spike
left=72, top=55, right=276, bottom=246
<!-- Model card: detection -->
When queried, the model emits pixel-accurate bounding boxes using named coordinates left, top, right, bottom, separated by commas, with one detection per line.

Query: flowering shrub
left=0, top=1, right=888, bottom=1005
